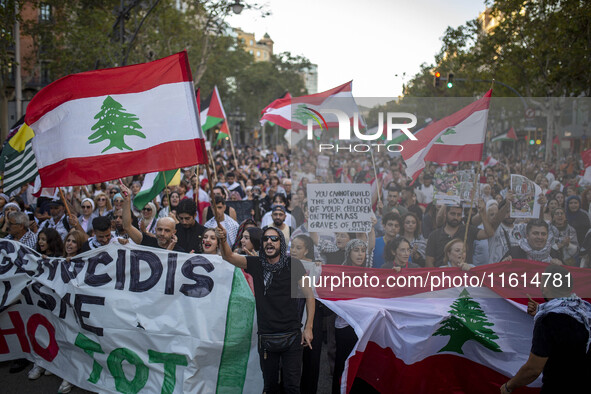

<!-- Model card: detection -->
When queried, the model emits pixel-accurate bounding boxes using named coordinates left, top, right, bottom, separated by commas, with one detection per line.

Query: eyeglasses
left=143, top=208, right=152, bottom=212
left=82, top=205, right=92, bottom=209
left=262, top=235, right=279, bottom=242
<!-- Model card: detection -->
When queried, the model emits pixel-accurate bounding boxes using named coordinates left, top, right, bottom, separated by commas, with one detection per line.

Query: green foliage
left=0, top=0, right=20, bottom=91
left=404, top=0, right=591, bottom=98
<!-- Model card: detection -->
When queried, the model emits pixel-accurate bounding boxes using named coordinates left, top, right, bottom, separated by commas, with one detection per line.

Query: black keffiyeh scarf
left=260, top=226, right=289, bottom=295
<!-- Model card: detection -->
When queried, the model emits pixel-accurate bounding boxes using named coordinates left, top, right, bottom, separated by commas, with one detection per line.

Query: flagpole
left=208, top=150, right=218, bottom=183
left=205, top=164, right=222, bottom=227
left=226, top=125, right=240, bottom=171
left=162, top=171, right=171, bottom=212
left=369, top=149, right=382, bottom=206
left=58, top=187, right=72, bottom=218
left=463, top=163, right=480, bottom=248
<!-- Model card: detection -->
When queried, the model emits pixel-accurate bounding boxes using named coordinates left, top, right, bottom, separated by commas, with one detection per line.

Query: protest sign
left=0, top=241, right=262, bottom=393
left=510, top=174, right=542, bottom=218
left=433, top=172, right=460, bottom=205
left=307, top=183, right=372, bottom=233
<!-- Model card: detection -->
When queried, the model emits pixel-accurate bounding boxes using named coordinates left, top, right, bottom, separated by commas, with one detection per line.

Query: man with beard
left=120, top=184, right=183, bottom=251
left=487, top=199, right=526, bottom=263
left=175, top=198, right=205, bottom=253
left=270, top=205, right=291, bottom=243
left=204, top=196, right=239, bottom=245
left=425, top=201, right=494, bottom=267
left=110, top=207, right=132, bottom=244
left=216, top=225, right=315, bottom=394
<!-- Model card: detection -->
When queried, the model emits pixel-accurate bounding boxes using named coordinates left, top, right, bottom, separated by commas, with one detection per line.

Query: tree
left=433, top=288, right=501, bottom=354
left=89, top=95, right=146, bottom=153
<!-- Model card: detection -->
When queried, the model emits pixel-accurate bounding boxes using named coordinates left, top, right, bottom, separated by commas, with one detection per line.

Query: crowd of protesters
left=2, top=141, right=591, bottom=393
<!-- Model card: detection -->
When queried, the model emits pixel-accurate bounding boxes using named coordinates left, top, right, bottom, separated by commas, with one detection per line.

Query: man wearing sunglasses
left=216, top=225, right=315, bottom=394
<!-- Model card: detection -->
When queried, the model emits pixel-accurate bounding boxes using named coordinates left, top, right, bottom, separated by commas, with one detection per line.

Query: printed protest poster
left=0, top=241, right=263, bottom=393
left=433, top=172, right=460, bottom=205
left=307, top=183, right=372, bottom=233
left=510, top=174, right=542, bottom=218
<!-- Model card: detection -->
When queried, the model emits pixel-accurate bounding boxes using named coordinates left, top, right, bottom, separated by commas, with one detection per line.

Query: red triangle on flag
left=507, top=127, right=517, bottom=140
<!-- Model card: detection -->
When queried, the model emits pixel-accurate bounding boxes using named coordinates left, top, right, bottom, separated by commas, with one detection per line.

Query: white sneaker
left=28, top=364, right=45, bottom=380
left=58, top=379, right=73, bottom=394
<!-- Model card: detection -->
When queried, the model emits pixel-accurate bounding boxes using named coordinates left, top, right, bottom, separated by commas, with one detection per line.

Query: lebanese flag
left=25, top=52, right=207, bottom=187
left=317, top=261, right=591, bottom=393
left=401, top=90, right=492, bottom=181
left=260, top=91, right=292, bottom=126
left=483, top=155, right=499, bottom=168
left=491, top=127, right=517, bottom=142
left=260, top=81, right=364, bottom=130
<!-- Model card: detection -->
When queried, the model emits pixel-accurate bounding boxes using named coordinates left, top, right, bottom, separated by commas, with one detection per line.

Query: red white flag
left=26, top=52, right=207, bottom=187
left=401, top=90, right=492, bottom=181
left=483, top=156, right=499, bottom=168
left=317, top=261, right=591, bottom=393
left=582, top=149, right=591, bottom=169
left=260, top=81, right=363, bottom=130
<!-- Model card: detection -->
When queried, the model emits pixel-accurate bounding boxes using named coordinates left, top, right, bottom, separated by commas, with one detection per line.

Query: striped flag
left=25, top=51, right=207, bottom=187
left=401, top=90, right=492, bottom=181
left=0, top=121, right=38, bottom=194
left=133, top=169, right=180, bottom=210
left=491, top=127, right=517, bottom=142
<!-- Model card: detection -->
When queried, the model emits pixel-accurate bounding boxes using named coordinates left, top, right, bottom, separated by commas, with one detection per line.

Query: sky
left=227, top=0, right=486, bottom=100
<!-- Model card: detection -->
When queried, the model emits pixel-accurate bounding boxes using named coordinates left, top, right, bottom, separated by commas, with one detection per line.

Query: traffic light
left=447, top=73, right=454, bottom=88
left=434, top=71, right=441, bottom=87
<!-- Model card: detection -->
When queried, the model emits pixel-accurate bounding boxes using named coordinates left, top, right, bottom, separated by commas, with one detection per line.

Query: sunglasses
left=262, top=235, right=280, bottom=242
left=143, top=208, right=152, bottom=212
left=99, top=198, right=107, bottom=201
left=114, top=199, right=123, bottom=203
left=82, top=205, right=92, bottom=209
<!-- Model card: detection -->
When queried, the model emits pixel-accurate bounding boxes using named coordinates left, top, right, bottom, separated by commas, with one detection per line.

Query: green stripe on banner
left=216, top=268, right=255, bottom=393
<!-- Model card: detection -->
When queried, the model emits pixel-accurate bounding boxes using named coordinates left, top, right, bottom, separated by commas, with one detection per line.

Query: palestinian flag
left=401, top=90, right=492, bottom=181
left=0, top=120, right=38, bottom=194
left=317, top=261, right=591, bottom=393
left=25, top=51, right=207, bottom=187
left=200, top=86, right=230, bottom=143
left=491, top=127, right=517, bottom=143
left=133, top=169, right=180, bottom=210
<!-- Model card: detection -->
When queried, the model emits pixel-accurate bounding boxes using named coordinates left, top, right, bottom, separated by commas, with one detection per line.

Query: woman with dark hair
left=382, top=237, right=419, bottom=271
left=290, top=234, right=315, bottom=262
left=342, top=239, right=369, bottom=267
left=543, top=198, right=560, bottom=223
left=36, top=228, right=64, bottom=258
left=28, top=228, right=65, bottom=383
left=566, top=195, right=591, bottom=245
left=64, top=230, right=86, bottom=258
left=240, top=227, right=263, bottom=256
left=401, top=212, right=426, bottom=266
left=232, top=218, right=257, bottom=251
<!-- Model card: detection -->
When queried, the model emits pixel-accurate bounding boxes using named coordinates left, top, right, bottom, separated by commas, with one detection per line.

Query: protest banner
left=306, top=183, right=372, bottom=233
left=0, top=241, right=262, bottom=393
left=510, top=174, right=542, bottom=218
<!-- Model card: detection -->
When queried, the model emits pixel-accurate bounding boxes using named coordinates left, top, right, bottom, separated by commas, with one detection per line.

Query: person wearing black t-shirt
left=175, top=199, right=205, bottom=253
left=120, top=184, right=184, bottom=252
left=501, top=265, right=591, bottom=394
left=217, top=225, right=315, bottom=394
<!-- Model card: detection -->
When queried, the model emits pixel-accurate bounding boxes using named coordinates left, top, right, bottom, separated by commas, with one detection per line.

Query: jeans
left=258, top=333, right=303, bottom=394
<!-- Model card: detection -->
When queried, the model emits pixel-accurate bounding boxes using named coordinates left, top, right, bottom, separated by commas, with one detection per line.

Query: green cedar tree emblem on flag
left=433, top=288, right=502, bottom=354
left=293, top=104, right=313, bottom=125
left=89, top=96, right=146, bottom=153
left=435, top=127, right=456, bottom=143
